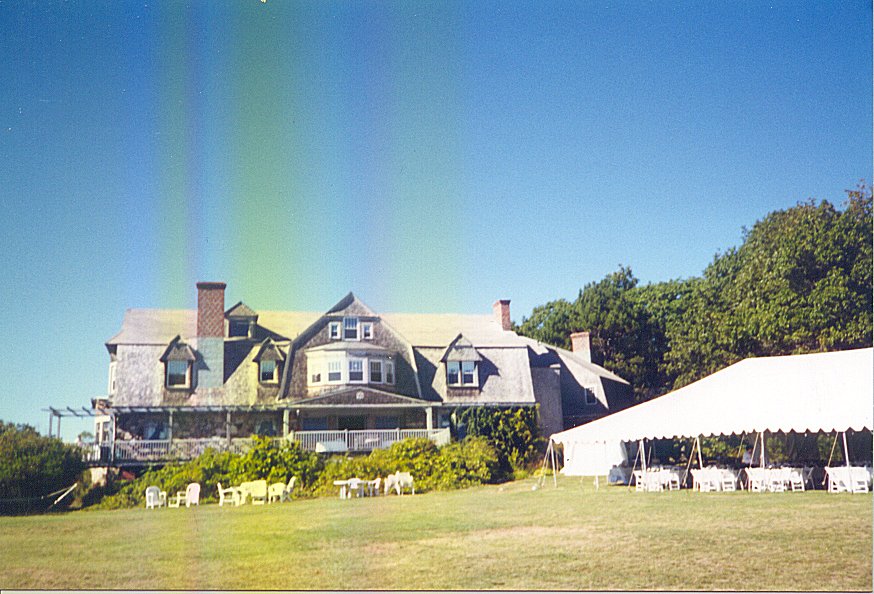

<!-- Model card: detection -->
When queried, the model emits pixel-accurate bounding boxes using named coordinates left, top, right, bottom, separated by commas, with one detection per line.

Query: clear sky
left=1, top=1, right=870, bottom=441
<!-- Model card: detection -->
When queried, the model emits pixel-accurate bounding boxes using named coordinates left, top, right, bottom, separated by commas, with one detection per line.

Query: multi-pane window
left=447, top=361, right=477, bottom=387
left=329, top=322, right=341, bottom=340
left=108, top=361, right=117, bottom=394
left=344, top=317, right=359, bottom=340
left=349, top=359, right=364, bottom=382
left=328, top=360, right=342, bottom=382
left=362, top=322, right=373, bottom=340
left=229, top=320, right=250, bottom=338
left=447, top=361, right=460, bottom=385
left=260, top=360, right=277, bottom=383
left=167, top=360, right=189, bottom=388
left=461, top=361, right=476, bottom=385
left=370, top=360, right=383, bottom=383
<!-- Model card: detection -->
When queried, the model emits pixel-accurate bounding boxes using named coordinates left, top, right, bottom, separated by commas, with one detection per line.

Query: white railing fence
left=85, top=428, right=450, bottom=463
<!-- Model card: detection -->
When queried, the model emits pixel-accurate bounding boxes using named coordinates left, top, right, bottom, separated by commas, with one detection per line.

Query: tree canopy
left=517, top=184, right=873, bottom=400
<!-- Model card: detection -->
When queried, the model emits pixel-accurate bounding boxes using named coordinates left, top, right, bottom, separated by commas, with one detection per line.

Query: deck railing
left=83, top=428, right=450, bottom=464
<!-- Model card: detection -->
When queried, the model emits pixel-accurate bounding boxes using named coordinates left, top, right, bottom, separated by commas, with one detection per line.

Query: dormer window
left=362, top=322, right=373, bottom=340
left=442, top=334, right=481, bottom=389
left=167, top=360, right=190, bottom=388
left=225, top=302, right=258, bottom=338
left=229, top=320, right=251, bottom=338
left=447, top=361, right=477, bottom=387
left=343, top=317, right=359, bottom=340
left=329, top=322, right=341, bottom=340
left=260, top=360, right=278, bottom=383
left=160, top=336, right=196, bottom=390
left=253, top=338, right=286, bottom=386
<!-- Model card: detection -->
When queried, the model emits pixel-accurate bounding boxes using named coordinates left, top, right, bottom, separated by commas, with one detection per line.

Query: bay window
left=349, top=359, right=364, bottom=382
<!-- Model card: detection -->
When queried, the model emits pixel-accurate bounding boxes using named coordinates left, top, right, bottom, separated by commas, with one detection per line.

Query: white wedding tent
left=551, top=348, right=873, bottom=476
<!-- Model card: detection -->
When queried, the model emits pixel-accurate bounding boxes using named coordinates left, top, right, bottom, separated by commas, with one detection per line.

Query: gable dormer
left=441, top=334, right=482, bottom=388
left=325, top=293, right=378, bottom=342
left=226, top=301, right=258, bottom=339
left=159, top=335, right=197, bottom=389
left=253, top=338, right=286, bottom=384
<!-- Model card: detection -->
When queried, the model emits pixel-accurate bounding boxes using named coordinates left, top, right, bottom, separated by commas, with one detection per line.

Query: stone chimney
left=196, top=281, right=226, bottom=388
left=570, top=331, right=592, bottom=362
left=492, top=299, right=511, bottom=331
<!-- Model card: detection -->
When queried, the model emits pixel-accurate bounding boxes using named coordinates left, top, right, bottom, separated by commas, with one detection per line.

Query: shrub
left=93, top=438, right=323, bottom=509
left=454, top=406, right=544, bottom=473
left=0, top=421, right=85, bottom=514
left=312, top=436, right=502, bottom=495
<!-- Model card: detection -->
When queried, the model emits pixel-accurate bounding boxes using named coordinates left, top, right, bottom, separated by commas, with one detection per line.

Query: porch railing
left=82, top=428, right=450, bottom=464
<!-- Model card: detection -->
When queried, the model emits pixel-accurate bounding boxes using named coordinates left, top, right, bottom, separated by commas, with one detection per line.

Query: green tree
left=0, top=421, right=85, bottom=514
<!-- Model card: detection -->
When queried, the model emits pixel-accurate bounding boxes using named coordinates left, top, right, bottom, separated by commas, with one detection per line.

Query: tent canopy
left=551, top=348, right=873, bottom=446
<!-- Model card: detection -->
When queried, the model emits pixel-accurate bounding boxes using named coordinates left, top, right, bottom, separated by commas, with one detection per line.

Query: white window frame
left=327, top=360, right=342, bottom=383
left=348, top=358, right=365, bottom=383
left=584, top=386, right=598, bottom=406
left=461, top=361, right=478, bottom=386
left=166, top=360, right=191, bottom=389
left=385, top=360, right=395, bottom=385
left=259, top=359, right=278, bottom=384
left=108, top=361, right=117, bottom=394
left=329, top=321, right=341, bottom=340
left=343, top=317, right=359, bottom=340
left=370, top=359, right=383, bottom=384
left=446, top=361, right=461, bottom=386
left=361, top=322, right=373, bottom=340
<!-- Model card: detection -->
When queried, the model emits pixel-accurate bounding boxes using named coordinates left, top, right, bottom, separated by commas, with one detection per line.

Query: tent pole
left=822, top=432, right=839, bottom=487
left=628, top=440, right=641, bottom=491
left=760, top=432, right=766, bottom=468
left=639, top=439, right=647, bottom=473
left=682, top=437, right=696, bottom=486
left=696, top=436, right=704, bottom=469
left=536, top=441, right=551, bottom=489
left=735, top=433, right=746, bottom=461
left=842, top=431, right=851, bottom=469
left=550, top=441, right=558, bottom=488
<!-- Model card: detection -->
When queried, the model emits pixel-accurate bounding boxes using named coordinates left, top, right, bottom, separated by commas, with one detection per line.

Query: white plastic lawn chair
left=217, top=482, right=240, bottom=507
left=268, top=476, right=297, bottom=503
left=145, top=485, right=166, bottom=509
left=395, top=472, right=414, bottom=495
left=185, top=483, right=200, bottom=507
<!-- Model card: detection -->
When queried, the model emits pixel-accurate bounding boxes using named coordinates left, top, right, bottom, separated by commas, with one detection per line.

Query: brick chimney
left=196, top=282, right=226, bottom=388
left=570, top=331, right=592, bottom=362
left=492, top=299, right=511, bottom=331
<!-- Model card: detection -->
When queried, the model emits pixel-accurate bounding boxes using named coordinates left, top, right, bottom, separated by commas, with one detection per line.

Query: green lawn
left=0, top=477, right=870, bottom=591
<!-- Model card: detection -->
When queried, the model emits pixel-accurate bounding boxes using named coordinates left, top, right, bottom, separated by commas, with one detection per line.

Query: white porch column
left=425, top=407, right=434, bottom=430
left=283, top=409, right=290, bottom=436
left=226, top=411, right=232, bottom=445
left=167, top=410, right=173, bottom=443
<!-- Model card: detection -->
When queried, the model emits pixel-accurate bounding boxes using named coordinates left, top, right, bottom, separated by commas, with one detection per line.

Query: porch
left=81, top=428, right=450, bottom=465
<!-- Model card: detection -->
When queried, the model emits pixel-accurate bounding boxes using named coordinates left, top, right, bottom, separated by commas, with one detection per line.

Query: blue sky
left=1, top=1, right=870, bottom=441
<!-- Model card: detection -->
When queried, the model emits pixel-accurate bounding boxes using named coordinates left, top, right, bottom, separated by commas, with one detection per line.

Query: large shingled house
left=91, top=282, right=632, bottom=463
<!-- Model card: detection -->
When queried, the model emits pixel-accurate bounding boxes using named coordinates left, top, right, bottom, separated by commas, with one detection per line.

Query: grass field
left=0, top=477, right=870, bottom=591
